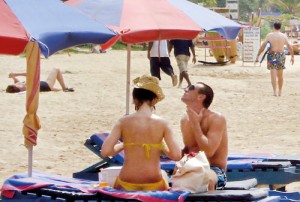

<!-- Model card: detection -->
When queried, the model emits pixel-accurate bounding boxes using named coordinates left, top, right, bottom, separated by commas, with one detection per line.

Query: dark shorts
left=40, top=81, right=51, bottom=92
left=211, top=166, right=227, bottom=190
left=150, top=57, right=174, bottom=80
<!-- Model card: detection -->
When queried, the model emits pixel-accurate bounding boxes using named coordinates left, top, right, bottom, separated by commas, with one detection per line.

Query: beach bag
left=171, top=151, right=210, bottom=193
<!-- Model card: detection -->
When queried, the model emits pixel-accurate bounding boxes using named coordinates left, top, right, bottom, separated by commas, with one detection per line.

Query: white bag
left=171, top=152, right=210, bottom=193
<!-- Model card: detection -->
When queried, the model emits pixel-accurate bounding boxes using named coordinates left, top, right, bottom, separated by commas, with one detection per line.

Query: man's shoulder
left=208, top=110, right=226, bottom=122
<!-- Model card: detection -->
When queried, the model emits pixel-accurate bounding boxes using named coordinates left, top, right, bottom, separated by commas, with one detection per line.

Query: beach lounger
left=74, top=133, right=258, bottom=190
left=1, top=171, right=282, bottom=202
left=226, top=154, right=300, bottom=189
left=75, top=133, right=300, bottom=190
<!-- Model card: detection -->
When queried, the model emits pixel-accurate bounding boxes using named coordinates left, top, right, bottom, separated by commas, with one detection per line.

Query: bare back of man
left=266, top=31, right=289, bottom=52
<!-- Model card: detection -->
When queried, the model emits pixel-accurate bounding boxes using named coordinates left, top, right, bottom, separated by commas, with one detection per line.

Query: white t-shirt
left=150, top=40, right=170, bottom=57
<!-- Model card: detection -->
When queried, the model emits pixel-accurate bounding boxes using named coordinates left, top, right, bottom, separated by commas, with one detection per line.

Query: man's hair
left=273, top=22, right=281, bottom=30
left=132, top=88, right=157, bottom=109
left=197, top=82, right=214, bottom=108
left=6, top=85, right=20, bottom=93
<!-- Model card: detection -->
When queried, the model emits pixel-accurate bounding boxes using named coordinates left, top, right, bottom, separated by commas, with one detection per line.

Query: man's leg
left=176, top=55, right=191, bottom=88
left=150, top=57, right=161, bottom=80
left=182, top=56, right=191, bottom=87
left=270, top=69, right=277, bottom=96
left=45, top=68, right=67, bottom=91
left=208, top=170, right=218, bottom=191
left=178, top=73, right=184, bottom=88
left=160, top=57, right=178, bottom=86
left=277, top=69, right=284, bottom=96
left=182, top=71, right=191, bottom=87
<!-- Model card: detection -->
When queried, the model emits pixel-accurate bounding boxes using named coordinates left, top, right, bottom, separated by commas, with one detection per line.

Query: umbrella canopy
left=66, top=0, right=242, bottom=114
left=67, top=0, right=241, bottom=42
left=2, top=0, right=118, bottom=58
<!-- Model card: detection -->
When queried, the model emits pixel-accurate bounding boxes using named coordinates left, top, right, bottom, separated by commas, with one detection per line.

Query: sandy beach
left=0, top=48, right=299, bottom=187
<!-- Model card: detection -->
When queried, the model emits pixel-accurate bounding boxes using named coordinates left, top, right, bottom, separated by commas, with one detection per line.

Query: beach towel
left=1, top=171, right=189, bottom=202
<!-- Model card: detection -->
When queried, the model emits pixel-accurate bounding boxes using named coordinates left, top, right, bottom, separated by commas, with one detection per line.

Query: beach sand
left=0, top=48, right=299, bottom=189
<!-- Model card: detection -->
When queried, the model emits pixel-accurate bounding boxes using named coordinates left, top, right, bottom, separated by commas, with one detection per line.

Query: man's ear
left=197, top=94, right=206, bottom=102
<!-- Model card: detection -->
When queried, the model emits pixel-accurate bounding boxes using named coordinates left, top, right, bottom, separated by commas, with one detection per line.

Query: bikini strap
left=124, top=143, right=164, bottom=159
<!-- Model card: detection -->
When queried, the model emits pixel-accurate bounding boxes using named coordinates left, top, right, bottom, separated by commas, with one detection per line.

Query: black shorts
left=40, top=81, right=51, bottom=92
left=150, top=57, right=174, bottom=79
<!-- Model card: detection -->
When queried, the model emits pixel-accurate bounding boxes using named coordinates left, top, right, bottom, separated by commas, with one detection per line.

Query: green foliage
left=239, top=0, right=260, bottom=22
left=188, top=0, right=217, bottom=7
left=267, top=0, right=300, bottom=17
left=260, top=20, right=272, bottom=40
left=112, top=41, right=147, bottom=51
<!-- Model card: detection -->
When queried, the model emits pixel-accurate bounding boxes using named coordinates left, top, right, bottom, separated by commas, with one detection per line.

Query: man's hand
left=186, top=107, right=204, bottom=124
left=291, top=56, right=294, bottom=65
left=192, top=56, right=196, bottom=64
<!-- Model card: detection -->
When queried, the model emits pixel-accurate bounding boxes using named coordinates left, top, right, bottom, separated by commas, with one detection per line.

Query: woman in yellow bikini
left=101, top=75, right=182, bottom=191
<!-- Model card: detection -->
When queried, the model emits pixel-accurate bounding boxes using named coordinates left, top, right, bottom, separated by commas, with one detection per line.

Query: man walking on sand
left=169, top=39, right=196, bottom=88
left=180, top=82, right=228, bottom=190
left=147, top=40, right=178, bottom=87
left=256, top=22, right=294, bottom=96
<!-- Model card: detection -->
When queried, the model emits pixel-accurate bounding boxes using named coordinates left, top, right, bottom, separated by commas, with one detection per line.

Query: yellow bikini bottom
left=113, top=176, right=169, bottom=191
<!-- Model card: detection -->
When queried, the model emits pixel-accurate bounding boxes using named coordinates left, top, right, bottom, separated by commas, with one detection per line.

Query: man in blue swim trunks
left=6, top=68, right=74, bottom=93
left=256, top=22, right=294, bottom=96
left=180, top=82, right=228, bottom=190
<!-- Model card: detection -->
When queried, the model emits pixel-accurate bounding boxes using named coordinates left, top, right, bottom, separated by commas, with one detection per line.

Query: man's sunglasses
left=187, top=85, right=195, bottom=91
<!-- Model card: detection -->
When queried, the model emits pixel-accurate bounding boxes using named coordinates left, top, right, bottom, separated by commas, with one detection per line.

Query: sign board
left=230, top=12, right=239, bottom=20
left=243, top=27, right=261, bottom=62
left=227, top=3, right=238, bottom=10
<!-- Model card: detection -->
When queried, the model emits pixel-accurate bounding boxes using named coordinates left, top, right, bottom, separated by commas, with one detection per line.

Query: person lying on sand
left=6, top=68, right=74, bottom=93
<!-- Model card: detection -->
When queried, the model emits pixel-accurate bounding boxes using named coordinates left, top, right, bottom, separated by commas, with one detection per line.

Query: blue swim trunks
left=211, top=166, right=227, bottom=190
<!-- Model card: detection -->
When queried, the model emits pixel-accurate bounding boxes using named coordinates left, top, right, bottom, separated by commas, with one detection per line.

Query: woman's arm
left=101, top=119, right=123, bottom=157
left=162, top=121, right=182, bottom=161
left=9, top=73, right=26, bottom=83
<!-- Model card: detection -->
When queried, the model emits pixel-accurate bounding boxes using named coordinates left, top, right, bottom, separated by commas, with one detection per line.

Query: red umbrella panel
left=0, top=0, right=29, bottom=55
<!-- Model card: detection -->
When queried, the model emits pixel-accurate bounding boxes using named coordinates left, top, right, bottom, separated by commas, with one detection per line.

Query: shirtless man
left=180, top=82, right=228, bottom=190
left=256, top=22, right=294, bottom=96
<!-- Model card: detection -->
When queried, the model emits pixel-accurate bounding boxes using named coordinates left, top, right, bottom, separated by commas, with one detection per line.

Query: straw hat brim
left=133, top=75, right=165, bottom=103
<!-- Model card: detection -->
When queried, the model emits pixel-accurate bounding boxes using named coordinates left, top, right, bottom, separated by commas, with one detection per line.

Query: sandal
left=63, top=88, right=74, bottom=92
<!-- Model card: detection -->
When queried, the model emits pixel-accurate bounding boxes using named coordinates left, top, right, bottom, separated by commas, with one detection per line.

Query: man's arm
left=168, top=41, right=173, bottom=54
left=147, top=42, right=153, bottom=60
left=190, top=46, right=196, bottom=64
left=255, top=41, right=268, bottom=62
left=186, top=108, right=226, bottom=158
left=255, top=35, right=270, bottom=62
left=285, top=38, right=294, bottom=65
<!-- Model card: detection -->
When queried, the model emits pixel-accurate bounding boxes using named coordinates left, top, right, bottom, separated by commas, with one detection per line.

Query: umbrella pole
left=126, top=44, right=131, bottom=115
left=28, top=146, right=33, bottom=177
left=24, top=41, right=41, bottom=177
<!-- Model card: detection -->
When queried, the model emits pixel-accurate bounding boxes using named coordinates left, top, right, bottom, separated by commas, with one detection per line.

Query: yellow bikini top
left=124, top=142, right=164, bottom=159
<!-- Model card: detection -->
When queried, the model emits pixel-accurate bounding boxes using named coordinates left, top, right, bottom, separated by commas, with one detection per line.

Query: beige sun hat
left=133, top=75, right=165, bottom=103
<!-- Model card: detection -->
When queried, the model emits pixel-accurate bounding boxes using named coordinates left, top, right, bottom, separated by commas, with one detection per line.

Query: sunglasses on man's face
left=186, top=85, right=195, bottom=91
